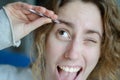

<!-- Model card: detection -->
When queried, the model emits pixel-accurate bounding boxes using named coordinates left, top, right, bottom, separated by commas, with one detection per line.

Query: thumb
left=26, top=17, right=52, bottom=33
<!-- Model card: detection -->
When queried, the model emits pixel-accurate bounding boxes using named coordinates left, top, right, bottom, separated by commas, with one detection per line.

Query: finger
left=44, top=10, right=54, bottom=16
left=13, top=2, right=33, bottom=15
left=10, top=2, right=32, bottom=10
left=22, top=9, right=31, bottom=15
left=23, top=6, right=47, bottom=18
left=53, top=14, right=58, bottom=19
left=27, top=13, right=40, bottom=21
left=20, top=2, right=33, bottom=10
left=34, top=6, right=46, bottom=14
left=34, top=6, right=58, bottom=20
left=25, top=18, right=52, bottom=33
left=44, top=10, right=58, bottom=20
left=20, top=3, right=33, bottom=15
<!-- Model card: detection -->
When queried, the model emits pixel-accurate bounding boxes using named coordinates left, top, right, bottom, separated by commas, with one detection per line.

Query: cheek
left=45, top=34, right=68, bottom=64
left=84, top=46, right=100, bottom=70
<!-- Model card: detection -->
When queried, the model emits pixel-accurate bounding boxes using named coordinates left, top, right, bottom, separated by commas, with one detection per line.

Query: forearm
left=0, top=8, right=20, bottom=50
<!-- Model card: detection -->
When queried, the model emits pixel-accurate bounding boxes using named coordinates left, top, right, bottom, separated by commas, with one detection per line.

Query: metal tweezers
left=27, top=9, right=60, bottom=24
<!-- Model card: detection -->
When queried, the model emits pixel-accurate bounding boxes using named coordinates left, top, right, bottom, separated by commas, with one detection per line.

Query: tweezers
left=28, top=9, right=60, bottom=24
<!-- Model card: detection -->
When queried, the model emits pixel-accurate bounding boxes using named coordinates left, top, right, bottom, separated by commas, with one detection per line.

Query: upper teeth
left=59, top=66, right=80, bottom=73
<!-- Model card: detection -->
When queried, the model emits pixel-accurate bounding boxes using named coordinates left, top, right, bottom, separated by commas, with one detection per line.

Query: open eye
left=56, top=29, right=71, bottom=41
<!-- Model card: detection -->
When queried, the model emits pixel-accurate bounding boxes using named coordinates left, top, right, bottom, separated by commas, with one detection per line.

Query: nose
left=64, top=39, right=82, bottom=60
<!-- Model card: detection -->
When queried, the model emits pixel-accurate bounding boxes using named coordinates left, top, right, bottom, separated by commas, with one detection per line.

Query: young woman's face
left=45, top=1, right=103, bottom=80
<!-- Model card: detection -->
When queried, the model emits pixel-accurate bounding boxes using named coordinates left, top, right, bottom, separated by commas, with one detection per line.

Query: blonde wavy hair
left=32, top=0, right=120, bottom=80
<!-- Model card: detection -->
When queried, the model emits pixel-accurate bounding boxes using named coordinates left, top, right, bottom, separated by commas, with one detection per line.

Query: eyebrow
left=85, top=30, right=102, bottom=39
left=58, top=19, right=74, bottom=29
left=58, top=19, right=102, bottom=39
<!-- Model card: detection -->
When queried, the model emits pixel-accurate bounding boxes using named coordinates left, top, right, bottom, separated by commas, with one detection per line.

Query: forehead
left=58, top=1, right=101, bottom=22
left=57, top=0, right=103, bottom=35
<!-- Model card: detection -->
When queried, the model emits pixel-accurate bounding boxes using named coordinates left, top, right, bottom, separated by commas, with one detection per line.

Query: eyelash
left=84, top=38, right=97, bottom=43
left=56, top=29, right=71, bottom=41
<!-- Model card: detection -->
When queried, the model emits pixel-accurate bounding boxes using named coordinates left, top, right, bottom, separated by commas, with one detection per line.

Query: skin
left=45, top=1, right=103, bottom=80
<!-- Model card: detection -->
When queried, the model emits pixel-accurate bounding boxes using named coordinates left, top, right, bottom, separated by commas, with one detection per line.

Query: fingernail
left=45, top=18, right=52, bottom=23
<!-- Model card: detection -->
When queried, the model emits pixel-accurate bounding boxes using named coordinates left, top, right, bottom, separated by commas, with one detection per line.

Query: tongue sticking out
left=57, top=66, right=80, bottom=80
left=59, top=71, right=77, bottom=80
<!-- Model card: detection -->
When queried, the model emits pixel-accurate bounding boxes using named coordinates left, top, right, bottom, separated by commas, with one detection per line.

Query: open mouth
left=57, top=65, right=83, bottom=80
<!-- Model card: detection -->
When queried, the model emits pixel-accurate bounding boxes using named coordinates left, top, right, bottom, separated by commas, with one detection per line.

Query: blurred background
left=0, top=0, right=120, bottom=67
